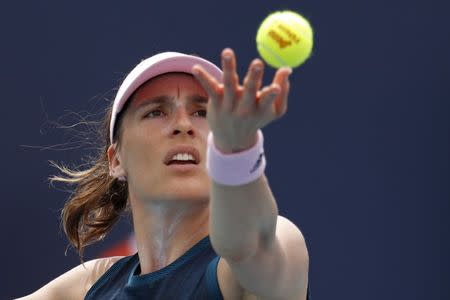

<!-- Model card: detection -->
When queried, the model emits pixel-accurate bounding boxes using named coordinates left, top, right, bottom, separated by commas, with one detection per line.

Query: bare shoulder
left=15, top=256, right=125, bottom=300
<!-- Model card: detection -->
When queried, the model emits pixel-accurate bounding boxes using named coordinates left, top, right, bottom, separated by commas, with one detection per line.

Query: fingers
left=271, top=67, right=292, bottom=116
left=240, top=59, right=264, bottom=112
left=192, top=64, right=221, bottom=107
left=221, top=48, right=239, bottom=112
left=195, top=49, right=292, bottom=121
left=258, top=84, right=281, bottom=112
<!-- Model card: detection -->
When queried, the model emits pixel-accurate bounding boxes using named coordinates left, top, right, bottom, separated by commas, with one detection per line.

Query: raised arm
left=193, top=48, right=309, bottom=300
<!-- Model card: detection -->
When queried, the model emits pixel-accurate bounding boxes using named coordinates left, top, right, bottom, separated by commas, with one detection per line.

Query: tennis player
left=17, top=48, right=310, bottom=299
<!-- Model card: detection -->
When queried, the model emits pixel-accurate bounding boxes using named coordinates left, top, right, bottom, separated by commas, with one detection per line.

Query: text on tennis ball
left=268, top=23, right=301, bottom=49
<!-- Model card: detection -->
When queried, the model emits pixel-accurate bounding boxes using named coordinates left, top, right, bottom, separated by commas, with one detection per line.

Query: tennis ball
left=256, top=10, right=314, bottom=68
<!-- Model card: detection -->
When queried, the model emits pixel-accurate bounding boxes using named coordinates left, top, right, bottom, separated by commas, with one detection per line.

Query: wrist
left=206, top=130, right=266, bottom=186
left=212, top=132, right=259, bottom=154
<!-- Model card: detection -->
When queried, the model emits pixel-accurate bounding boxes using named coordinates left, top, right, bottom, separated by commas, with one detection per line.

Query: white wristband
left=206, top=130, right=266, bottom=186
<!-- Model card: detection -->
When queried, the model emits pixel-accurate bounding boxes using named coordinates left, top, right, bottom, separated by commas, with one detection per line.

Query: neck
left=129, top=194, right=210, bottom=275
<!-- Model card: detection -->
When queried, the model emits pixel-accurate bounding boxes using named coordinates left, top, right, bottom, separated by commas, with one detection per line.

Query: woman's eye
left=146, top=110, right=165, bottom=118
left=194, top=110, right=207, bottom=117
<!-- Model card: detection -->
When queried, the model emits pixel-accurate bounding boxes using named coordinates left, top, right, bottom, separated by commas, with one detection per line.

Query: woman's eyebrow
left=186, top=95, right=209, bottom=104
left=132, top=95, right=173, bottom=109
left=133, top=94, right=208, bottom=110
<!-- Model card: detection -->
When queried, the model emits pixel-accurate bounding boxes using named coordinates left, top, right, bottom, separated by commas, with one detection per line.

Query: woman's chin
left=134, top=175, right=210, bottom=202
left=166, top=189, right=209, bottom=202
left=154, top=181, right=210, bottom=202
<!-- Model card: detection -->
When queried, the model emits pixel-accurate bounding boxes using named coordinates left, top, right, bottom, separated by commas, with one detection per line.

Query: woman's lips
left=166, top=162, right=198, bottom=172
left=167, top=161, right=195, bottom=165
left=163, top=146, right=200, bottom=165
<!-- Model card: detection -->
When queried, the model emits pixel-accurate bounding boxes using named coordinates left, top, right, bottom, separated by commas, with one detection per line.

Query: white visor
left=110, top=52, right=223, bottom=143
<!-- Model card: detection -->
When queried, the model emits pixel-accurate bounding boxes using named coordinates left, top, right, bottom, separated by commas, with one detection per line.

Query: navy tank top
left=85, top=235, right=311, bottom=299
left=85, top=236, right=222, bottom=299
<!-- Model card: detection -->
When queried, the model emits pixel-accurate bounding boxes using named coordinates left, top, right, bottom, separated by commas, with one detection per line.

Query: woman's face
left=113, top=73, right=211, bottom=202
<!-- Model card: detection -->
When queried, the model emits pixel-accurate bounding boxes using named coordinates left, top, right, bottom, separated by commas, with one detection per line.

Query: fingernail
left=192, top=66, right=200, bottom=75
left=254, top=65, right=262, bottom=73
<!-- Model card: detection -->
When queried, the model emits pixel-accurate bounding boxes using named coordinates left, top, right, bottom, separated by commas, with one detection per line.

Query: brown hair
left=49, top=100, right=131, bottom=261
left=50, top=71, right=189, bottom=261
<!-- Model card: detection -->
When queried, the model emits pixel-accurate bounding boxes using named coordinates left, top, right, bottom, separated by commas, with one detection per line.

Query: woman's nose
left=171, top=109, right=194, bottom=136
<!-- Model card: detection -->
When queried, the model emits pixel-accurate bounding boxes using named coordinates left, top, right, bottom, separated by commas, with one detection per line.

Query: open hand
left=192, top=48, right=291, bottom=153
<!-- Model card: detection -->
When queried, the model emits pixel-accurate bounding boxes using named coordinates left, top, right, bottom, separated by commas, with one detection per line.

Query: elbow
left=211, top=228, right=280, bottom=263
left=210, top=233, right=261, bottom=262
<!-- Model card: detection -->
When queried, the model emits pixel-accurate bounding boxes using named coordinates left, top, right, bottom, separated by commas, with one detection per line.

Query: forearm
left=209, top=174, right=279, bottom=260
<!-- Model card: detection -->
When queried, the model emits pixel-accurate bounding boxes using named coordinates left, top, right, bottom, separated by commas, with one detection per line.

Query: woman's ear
left=107, top=143, right=127, bottom=181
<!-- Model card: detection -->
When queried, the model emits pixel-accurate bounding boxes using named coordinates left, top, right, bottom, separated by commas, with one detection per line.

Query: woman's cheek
left=193, top=117, right=210, bottom=131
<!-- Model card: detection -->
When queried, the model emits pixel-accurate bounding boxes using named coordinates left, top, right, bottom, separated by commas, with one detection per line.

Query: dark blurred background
left=1, top=0, right=449, bottom=299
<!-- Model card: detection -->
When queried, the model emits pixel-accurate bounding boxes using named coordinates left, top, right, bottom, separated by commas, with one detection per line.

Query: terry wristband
left=206, top=130, right=266, bottom=186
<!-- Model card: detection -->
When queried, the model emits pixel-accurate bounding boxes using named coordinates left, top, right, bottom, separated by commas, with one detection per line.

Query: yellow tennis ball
left=256, top=10, right=314, bottom=68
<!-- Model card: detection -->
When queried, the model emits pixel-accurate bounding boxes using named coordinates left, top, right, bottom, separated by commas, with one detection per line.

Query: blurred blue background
left=1, top=0, right=449, bottom=299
